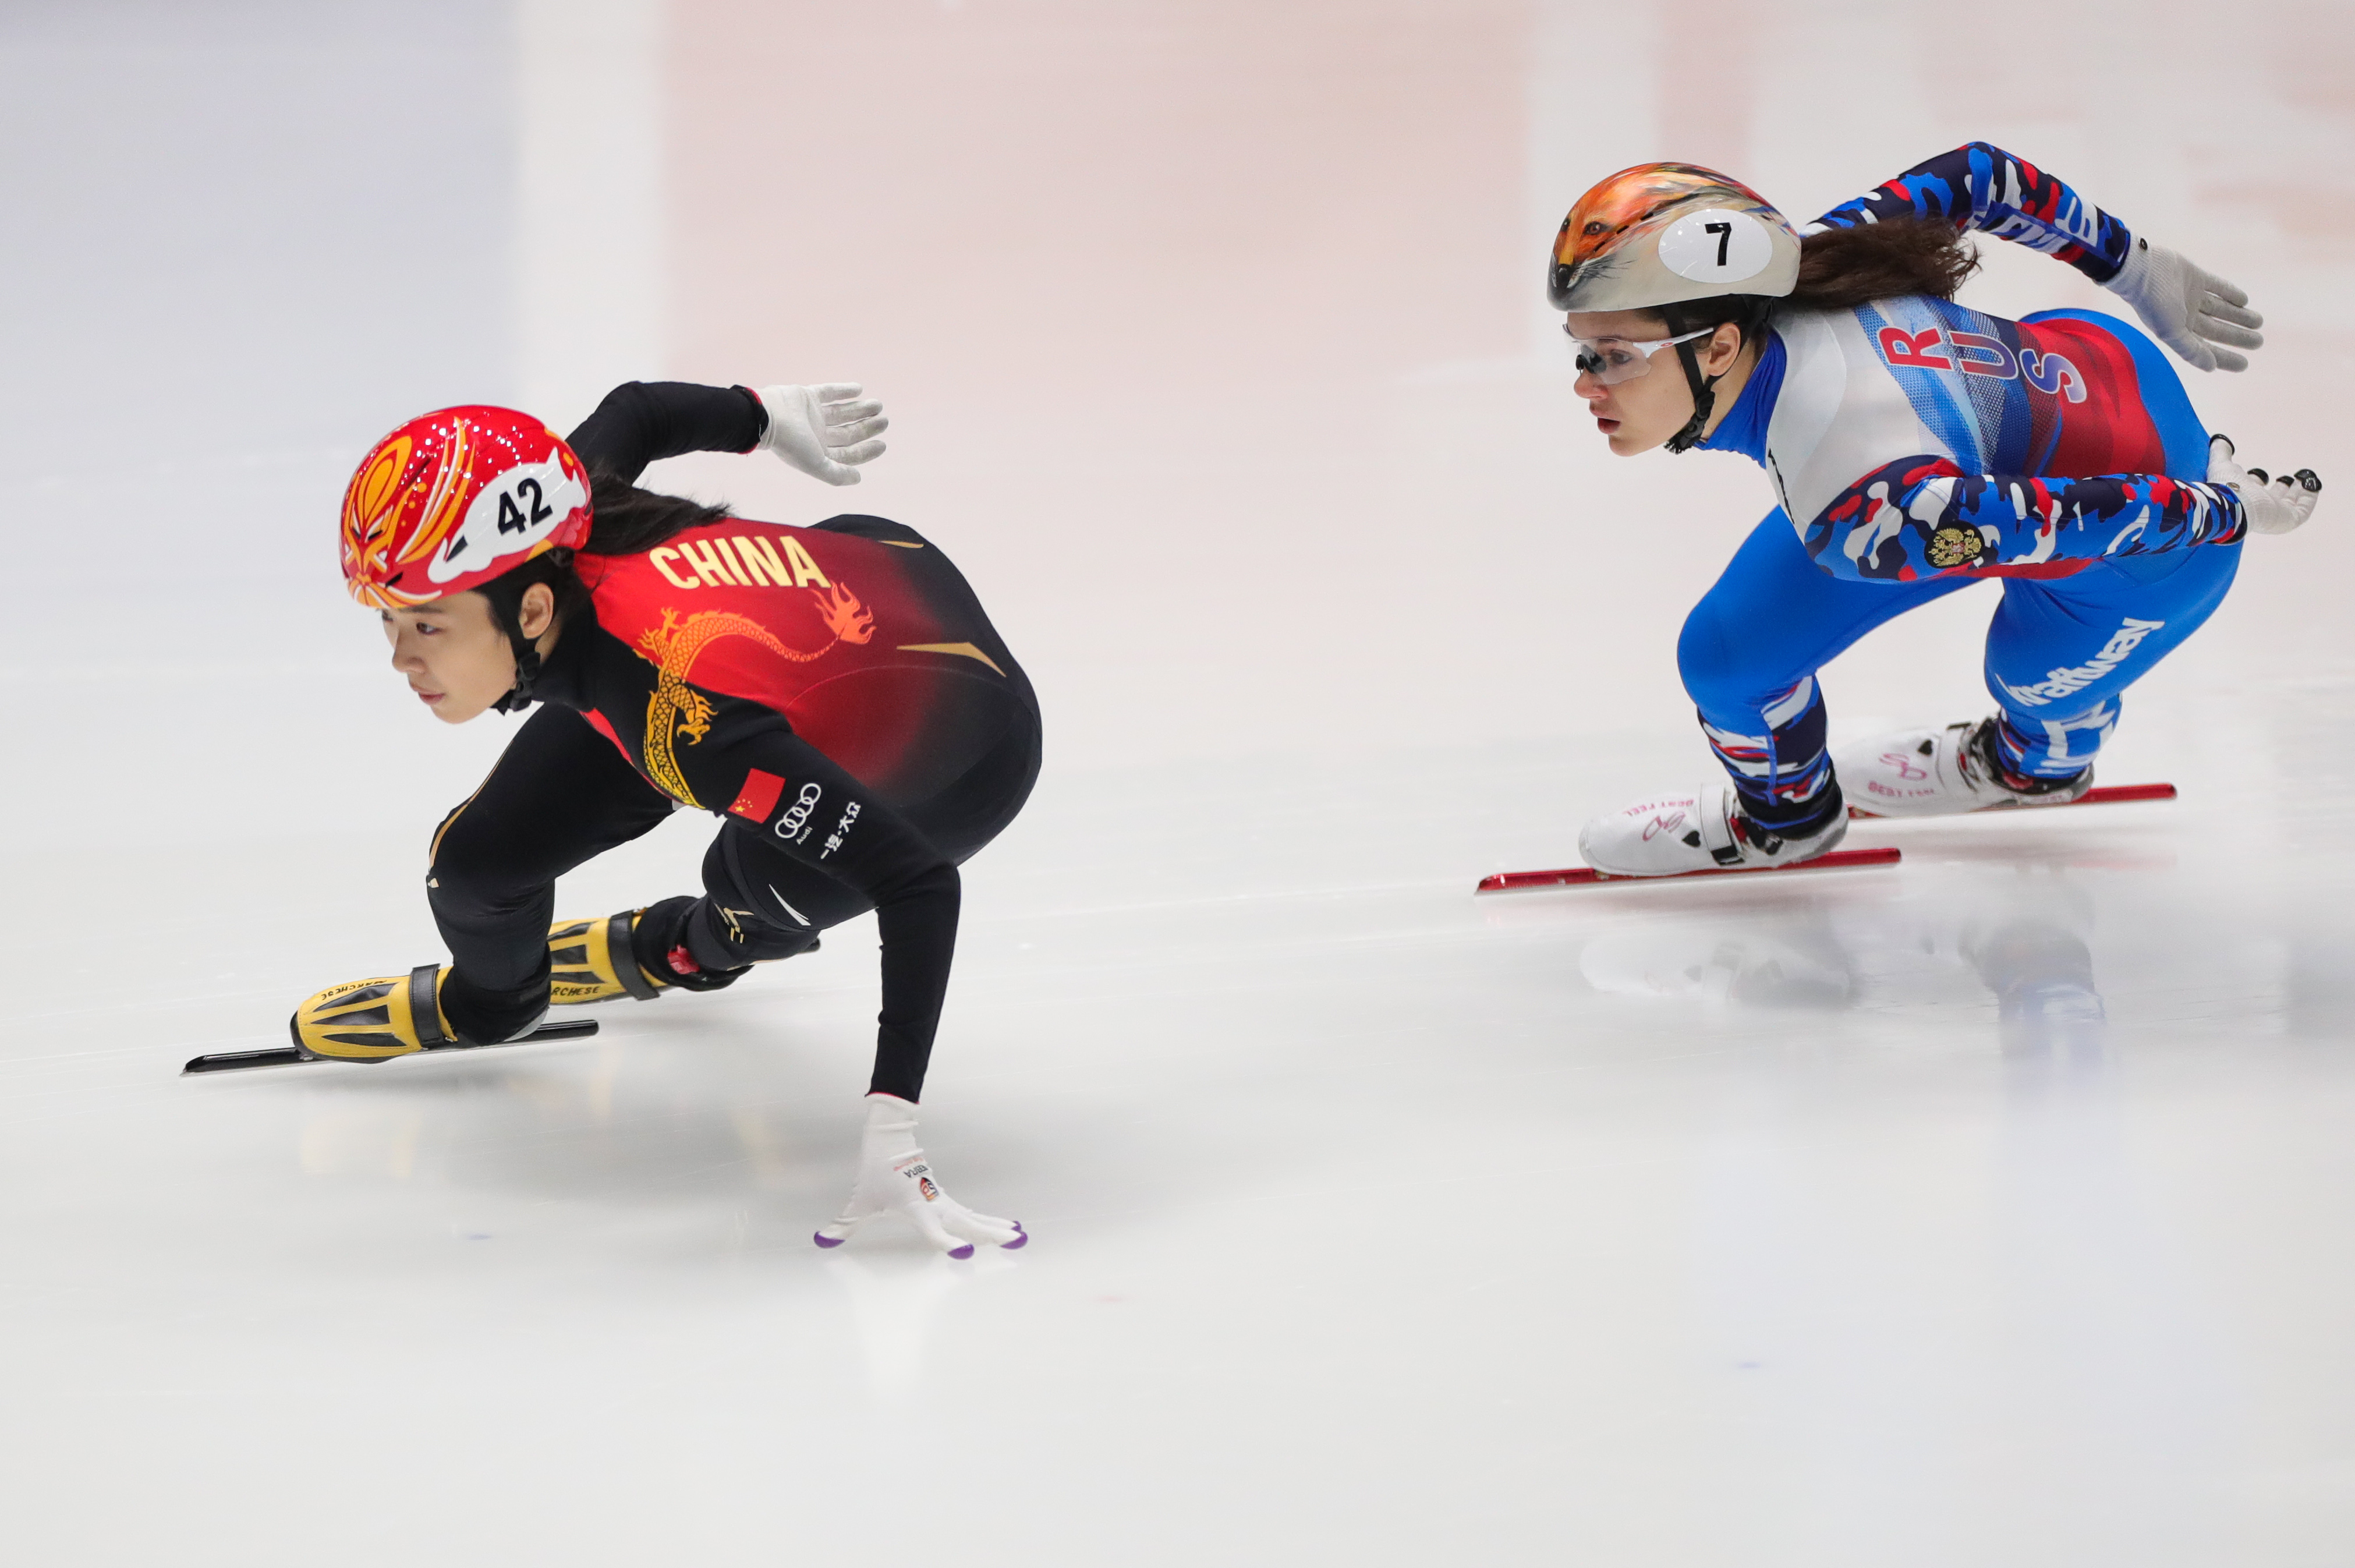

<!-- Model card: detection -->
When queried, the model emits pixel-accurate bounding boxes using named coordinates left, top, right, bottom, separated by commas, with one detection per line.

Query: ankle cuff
left=1744, top=783, right=1845, bottom=839
left=1980, top=721, right=2087, bottom=794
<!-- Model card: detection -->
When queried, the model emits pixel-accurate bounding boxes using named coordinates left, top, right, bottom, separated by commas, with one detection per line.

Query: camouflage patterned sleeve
left=1800, top=455, right=2246, bottom=583
left=1807, top=143, right=2136, bottom=284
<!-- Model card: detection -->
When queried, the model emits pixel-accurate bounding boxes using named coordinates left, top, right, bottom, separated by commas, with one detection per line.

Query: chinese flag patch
left=728, top=768, right=787, bottom=823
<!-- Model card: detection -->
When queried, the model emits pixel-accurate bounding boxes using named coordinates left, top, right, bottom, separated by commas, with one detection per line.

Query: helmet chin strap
left=484, top=588, right=550, bottom=715
left=488, top=610, right=541, bottom=715
left=483, top=553, right=573, bottom=715
left=1659, top=299, right=1773, bottom=455
left=1661, top=302, right=1718, bottom=455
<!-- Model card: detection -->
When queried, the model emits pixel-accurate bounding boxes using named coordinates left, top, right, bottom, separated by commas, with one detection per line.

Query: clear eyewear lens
left=1565, top=325, right=1713, bottom=384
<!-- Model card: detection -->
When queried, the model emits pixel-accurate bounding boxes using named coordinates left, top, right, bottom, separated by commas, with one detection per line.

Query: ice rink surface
left=5, top=1, right=2354, bottom=1562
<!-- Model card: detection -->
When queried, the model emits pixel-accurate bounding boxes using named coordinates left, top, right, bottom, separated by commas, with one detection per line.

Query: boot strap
left=608, top=911, right=664, bottom=1001
left=1697, top=783, right=1745, bottom=865
left=408, top=964, right=454, bottom=1049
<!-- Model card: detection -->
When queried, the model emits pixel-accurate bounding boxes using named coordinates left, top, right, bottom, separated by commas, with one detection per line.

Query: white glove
left=755, top=383, right=888, bottom=486
left=2208, top=434, right=2322, bottom=536
left=2104, top=239, right=2264, bottom=372
left=813, top=1093, right=1026, bottom=1258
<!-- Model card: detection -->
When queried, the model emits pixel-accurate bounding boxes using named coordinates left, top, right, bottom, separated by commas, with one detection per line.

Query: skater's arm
left=1799, top=455, right=2245, bottom=582
left=1811, top=145, right=2261, bottom=371
left=1808, top=143, right=2133, bottom=284
left=677, top=707, right=961, bottom=1103
left=565, top=381, right=767, bottom=482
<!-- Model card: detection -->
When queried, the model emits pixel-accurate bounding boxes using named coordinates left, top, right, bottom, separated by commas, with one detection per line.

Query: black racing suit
left=427, top=383, right=1040, bottom=1101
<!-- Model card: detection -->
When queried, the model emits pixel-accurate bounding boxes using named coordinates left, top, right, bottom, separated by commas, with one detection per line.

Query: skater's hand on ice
left=755, top=383, right=888, bottom=486
left=2209, top=434, right=2322, bottom=536
left=813, top=1093, right=1026, bottom=1258
left=2106, top=240, right=2264, bottom=372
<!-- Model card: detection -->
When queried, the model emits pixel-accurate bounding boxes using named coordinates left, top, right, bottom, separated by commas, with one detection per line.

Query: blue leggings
left=1677, top=310, right=2240, bottom=827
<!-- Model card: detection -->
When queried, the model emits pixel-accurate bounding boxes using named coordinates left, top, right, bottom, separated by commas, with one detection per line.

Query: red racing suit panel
left=573, top=514, right=1022, bottom=804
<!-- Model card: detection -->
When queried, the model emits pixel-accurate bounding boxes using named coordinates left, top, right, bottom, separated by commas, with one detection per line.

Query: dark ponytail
left=1789, top=216, right=1980, bottom=309
left=581, top=467, right=731, bottom=555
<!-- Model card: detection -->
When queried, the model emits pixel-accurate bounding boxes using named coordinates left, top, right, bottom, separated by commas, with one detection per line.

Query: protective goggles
left=1564, top=324, right=1713, bottom=384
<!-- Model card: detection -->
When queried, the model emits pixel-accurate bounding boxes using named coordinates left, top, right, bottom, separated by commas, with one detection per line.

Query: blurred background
left=5, top=0, right=2348, bottom=828
left=5, top=3, right=2354, bottom=1563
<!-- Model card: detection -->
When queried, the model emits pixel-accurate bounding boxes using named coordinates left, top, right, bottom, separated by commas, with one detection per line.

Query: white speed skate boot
left=1835, top=717, right=2092, bottom=818
left=1577, top=780, right=1847, bottom=877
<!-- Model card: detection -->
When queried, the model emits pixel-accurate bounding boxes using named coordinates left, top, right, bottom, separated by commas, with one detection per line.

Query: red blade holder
left=1849, top=782, right=2176, bottom=820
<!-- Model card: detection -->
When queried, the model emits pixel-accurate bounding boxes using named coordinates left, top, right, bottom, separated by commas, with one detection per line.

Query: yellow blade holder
left=183, top=965, right=598, bottom=1076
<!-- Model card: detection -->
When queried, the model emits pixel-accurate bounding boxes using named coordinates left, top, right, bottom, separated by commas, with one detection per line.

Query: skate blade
left=1847, top=782, right=2176, bottom=820
left=1476, top=846, right=1902, bottom=895
left=182, top=1017, right=601, bottom=1076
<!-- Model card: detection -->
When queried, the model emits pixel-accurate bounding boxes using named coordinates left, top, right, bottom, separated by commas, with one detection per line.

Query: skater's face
left=1566, top=309, right=1752, bottom=456
left=380, top=583, right=557, bottom=725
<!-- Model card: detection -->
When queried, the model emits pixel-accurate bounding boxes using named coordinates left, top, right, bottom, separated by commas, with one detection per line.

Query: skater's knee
left=673, top=897, right=818, bottom=971
left=713, top=915, right=819, bottom=966
left=426, top=828, right=544, bottom=923
left=1678, top=600, right=1780, bottom=716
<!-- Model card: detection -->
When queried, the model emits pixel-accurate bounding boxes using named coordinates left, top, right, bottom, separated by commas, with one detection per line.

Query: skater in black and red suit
left=298, top=378, right=1036, bottom=1255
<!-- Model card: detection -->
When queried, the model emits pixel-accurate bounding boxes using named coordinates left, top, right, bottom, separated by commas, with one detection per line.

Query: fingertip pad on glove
left=2209, top=433, right=2322, bottom=535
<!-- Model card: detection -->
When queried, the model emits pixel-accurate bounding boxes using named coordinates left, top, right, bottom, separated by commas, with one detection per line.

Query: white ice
left=5, top=2, right=2355, bottom=1563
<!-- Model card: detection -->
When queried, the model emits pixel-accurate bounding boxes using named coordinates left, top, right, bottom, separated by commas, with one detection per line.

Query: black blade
left=182, top=1016, right=601, bottom=1076
left=511, top=1017, right=600, bottom=1043
left=182, top=1046, right=309, bottom=1075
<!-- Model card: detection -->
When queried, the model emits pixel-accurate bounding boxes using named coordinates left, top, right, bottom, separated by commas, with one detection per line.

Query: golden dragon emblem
left=635, top=585, right=874, bottom=805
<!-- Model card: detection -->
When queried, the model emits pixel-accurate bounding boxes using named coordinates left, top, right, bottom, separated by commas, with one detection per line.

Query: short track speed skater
left=207, top=377, right=1038, bottom=1254
left=1541, top=141, right=2317, bottom=909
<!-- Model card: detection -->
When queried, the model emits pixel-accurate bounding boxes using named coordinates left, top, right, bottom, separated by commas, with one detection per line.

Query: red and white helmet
left=340, top=406, right=592, bottom=610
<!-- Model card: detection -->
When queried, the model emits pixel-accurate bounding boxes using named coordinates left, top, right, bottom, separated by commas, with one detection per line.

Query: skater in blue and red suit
left=1554, top=145, right=2324, bottom=876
